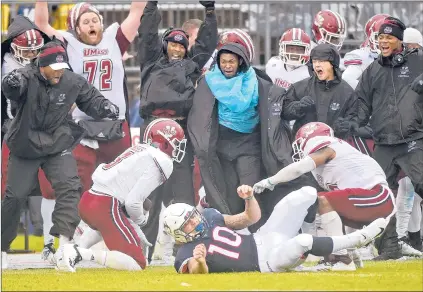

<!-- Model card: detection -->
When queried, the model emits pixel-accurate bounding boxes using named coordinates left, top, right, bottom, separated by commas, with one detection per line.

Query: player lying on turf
left=253, top=122, right=396, bottom=271
left=163, top=184, right=387, bottom=274
left=60, top=118, right=187, bottom=272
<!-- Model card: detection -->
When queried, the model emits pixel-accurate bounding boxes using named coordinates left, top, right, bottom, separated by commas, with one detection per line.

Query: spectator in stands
left=345, top=17, right=423, bottom=260
left=281, top=43, right=356, bottom=138
left=137, top=0, right=218, bottom=263
left=188, top=42, right=314, bottom=229
left=1, top=40, right=119, bottom=270
left=182, top=19, right=203, bottom=50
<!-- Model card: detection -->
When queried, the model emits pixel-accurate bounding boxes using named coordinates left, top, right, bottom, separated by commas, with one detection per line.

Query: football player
left=342, top=14, right=390, bottom=89
left=34, top=1, right=146, bottom=200
left=311, top=10, right=347, bottom=51
left=311, top=10, right=347, bottom=70
left=265, top=28, right=311, bottom=89
left=163, top=185, right=386, bottom=274
left=253, top=122, right=399, bottom=270
left=60, top=119, right=187, bottom=272
left=34, top=1, right=146, bottom=263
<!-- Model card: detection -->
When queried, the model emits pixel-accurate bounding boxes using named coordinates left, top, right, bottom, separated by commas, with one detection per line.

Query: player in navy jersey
left=163, top=185, right=387, bottom=274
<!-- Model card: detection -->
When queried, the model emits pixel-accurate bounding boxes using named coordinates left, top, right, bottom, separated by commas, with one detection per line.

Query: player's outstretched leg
left=62, top=244, right=142, bottom=272
left=267, top=218, right=387, bottom=272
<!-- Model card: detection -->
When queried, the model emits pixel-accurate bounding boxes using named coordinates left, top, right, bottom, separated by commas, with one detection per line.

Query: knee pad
left=295, top=233, right=313, bottom=250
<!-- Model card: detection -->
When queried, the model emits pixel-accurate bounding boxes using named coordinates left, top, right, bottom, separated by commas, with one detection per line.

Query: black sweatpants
left=373, top=139, right=423, bottom=199
left=1, top=151, right=82, bottom=251
left=219, top=154, right=262, bottom=215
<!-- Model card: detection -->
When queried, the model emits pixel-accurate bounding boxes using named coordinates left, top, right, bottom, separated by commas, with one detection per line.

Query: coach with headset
left=338, top=17, right=423, bottom=260
left=137, top=0, right=217, bottom=262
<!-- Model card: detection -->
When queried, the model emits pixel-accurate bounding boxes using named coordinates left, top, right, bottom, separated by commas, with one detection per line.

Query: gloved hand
left=4, top=69, right=22, bottom=88
left=333, top=117, right=358, bottom=137
left=411, top=73, right=423, bottom=95
left=253, top=178, right=275, bottom=194
left=103, top=101, right=119, bottom=120
left=298, top=96, right=315, bottom=112
left=199, top=1, right=215, bottom=9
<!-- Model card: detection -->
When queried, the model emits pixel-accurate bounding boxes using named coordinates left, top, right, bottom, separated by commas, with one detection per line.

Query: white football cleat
left=2, top=252, right=8, bottom=270
left=62, top=244, right=82, bottom=272
left=356, top=218, right=387, bottom=248
left=399, top=240, right=423, bottom=258
left=41, top=243, right=56, bottom=265
left=310, top=254, right=356, bottom=272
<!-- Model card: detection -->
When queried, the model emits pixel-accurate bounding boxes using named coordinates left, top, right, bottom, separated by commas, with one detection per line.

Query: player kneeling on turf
left=163, top=185, right=387, bottom=274
left=254, top=122, right=396, bottom=270
left=61, top=118, right=187, bottom=272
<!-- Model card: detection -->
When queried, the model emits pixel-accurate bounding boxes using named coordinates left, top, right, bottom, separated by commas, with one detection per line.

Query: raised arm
left=137, top=1, right=162, bottom=68
left=222, top=185, right=261, bottom=230
left=120, top=1, right=147, bottom=43
left=34, top=2, right=64, bottom=41
left=189, top=1, right=218, bottom=69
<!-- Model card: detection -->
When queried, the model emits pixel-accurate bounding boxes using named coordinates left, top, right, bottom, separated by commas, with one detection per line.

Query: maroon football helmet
left=11, top=29, right=44, bottom=66
left=142, top=118, right=187, bottom=163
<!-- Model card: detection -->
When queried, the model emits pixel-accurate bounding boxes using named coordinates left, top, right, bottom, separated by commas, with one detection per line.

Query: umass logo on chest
left=83, top=48, right=109, bottom=57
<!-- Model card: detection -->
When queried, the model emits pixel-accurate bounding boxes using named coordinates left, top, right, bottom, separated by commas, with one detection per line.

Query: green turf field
left=2, top=260, right=422, bottom=291
left=3, top=236, right=422, bottom=291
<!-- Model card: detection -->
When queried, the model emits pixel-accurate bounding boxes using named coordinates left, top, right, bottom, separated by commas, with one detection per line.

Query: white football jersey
left=265, top=56, right=309, bottom=89
left=305, top=137, right=388, bottom=191
left=61, top=23, right=126, bottom=120
left=2, top=53, right=22, bottom=80
left=91, top=144, right=173, bottom=223
left=342, top=47, right=377, bottom=89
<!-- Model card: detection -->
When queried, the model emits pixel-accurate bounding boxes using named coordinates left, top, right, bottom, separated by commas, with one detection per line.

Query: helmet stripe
left=25, top=30, right=32, bottom=46
left=334, top=11, right=345, bottom=34
left=142, top=118, right=170, bottom=143
left=30, top=29, right=36, bottom=47
left=233, top=29, right=254, bottom=62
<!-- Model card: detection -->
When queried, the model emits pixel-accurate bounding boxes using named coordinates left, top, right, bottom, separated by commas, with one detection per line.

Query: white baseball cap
left=404, top=27, right=423, bottom=47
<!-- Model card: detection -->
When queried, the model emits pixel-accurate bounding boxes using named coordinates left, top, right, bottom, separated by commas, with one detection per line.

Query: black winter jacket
left=354, top=48, right=423, bottom=145
left=2, top=64, right=115, bottom=159
left=138, top=2, right=218, bottom=119
left=1, top=15, right=51, bottom=142
left=188, top=43, right=293, bottom=214
left=282, top=71, right=356, bottom=137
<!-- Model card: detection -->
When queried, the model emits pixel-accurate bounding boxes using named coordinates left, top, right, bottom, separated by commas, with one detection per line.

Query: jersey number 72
left=83, top=59, right=113, bottom=91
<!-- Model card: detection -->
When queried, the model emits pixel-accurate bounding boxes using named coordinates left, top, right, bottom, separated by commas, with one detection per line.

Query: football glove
left=253, top=178, right=275, bottom=194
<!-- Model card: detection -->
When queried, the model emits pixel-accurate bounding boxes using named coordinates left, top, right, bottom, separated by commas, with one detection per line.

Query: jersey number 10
left=208, top=226, right=242, bottom=259
left=83, top=59, right=113, bottom=91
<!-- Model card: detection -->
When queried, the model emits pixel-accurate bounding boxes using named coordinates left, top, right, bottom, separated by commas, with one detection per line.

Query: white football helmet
left=163, top=203, right=207, bottom=243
